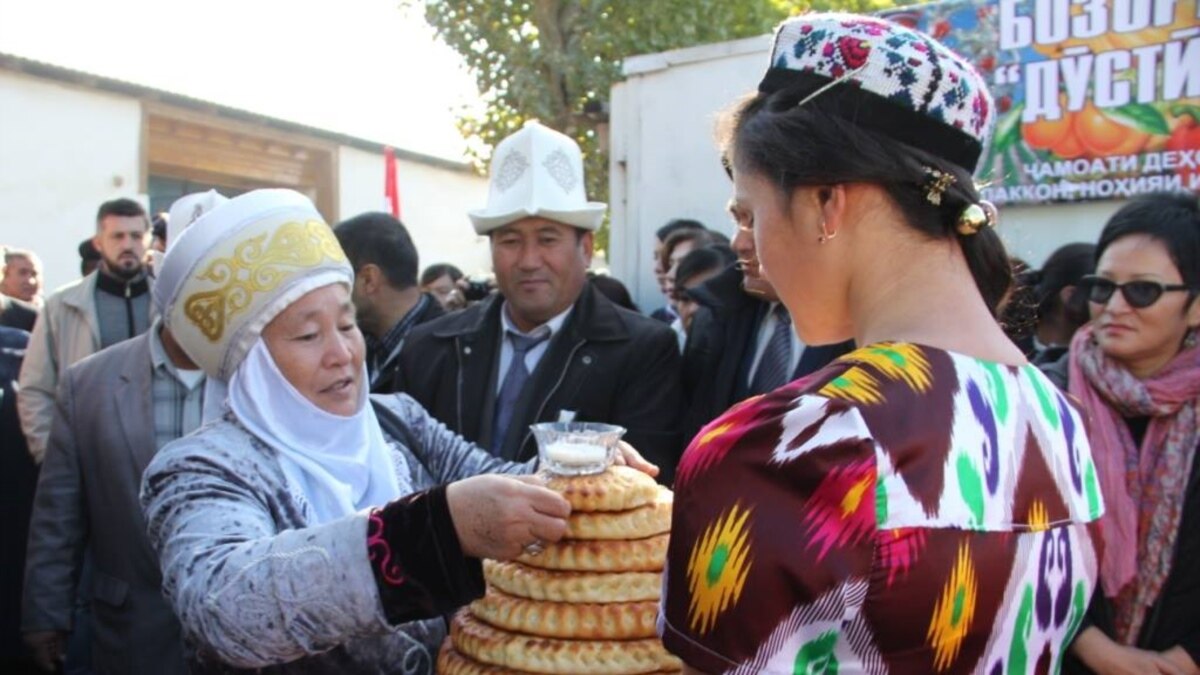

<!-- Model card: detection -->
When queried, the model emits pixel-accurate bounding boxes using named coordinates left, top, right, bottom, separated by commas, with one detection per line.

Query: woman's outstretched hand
left=446, top=474, right=571, bottom=560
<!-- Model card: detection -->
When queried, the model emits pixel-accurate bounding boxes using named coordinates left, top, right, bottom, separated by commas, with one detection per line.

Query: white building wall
left=0, top=70, right=143, bottom=293
left=610, top=37, right=1129, bottom=312
left=337, top=145, right=492, bottom=279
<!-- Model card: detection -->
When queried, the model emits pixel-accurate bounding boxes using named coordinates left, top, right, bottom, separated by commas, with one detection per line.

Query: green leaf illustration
left=1105, top=103, right=1170, bottom=136
left=995, top=103, right=1023, bottom=151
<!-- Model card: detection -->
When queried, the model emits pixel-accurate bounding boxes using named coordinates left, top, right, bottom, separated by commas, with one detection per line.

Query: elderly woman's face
left=1091, top=234, right=1200, bottom=377
left=262, top=284, right=365, bottom=416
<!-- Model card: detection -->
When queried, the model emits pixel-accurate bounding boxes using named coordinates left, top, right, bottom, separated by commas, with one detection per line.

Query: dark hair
left=720, top=90, right=1012, bottom=314
left=656, top=219, right=707, bottom=242
left=1097, top=191, right=1200, bottom=293
left=589, top=274, right=639, bottom=312
left=151, top=212, right=168, bottom=240
left=676, top=245, right=736, bottom=289
left=96, top=198, right=148, bottom=231
left=661, top=228, right=722, bottom=273
left=79, top=238, right=100, bottom=276
left=420, top=263, right=464, bottom=287
left=334, top=212, right=419, bottom=289
left=1027, top=243, right=1096, bottom=325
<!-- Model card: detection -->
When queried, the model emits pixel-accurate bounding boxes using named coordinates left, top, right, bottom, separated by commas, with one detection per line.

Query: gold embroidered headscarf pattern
left=184, top=220, right=347, bottom=341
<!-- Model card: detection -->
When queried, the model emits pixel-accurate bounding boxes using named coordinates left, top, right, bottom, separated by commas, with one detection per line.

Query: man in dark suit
left=681, top=221, right=853, bottom=446
left=334, top=212, right=444, bottom=393
left=397, top=123, right=682, bottom=479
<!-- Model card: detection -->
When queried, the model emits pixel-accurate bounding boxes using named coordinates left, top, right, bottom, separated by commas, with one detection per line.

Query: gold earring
left=818, top=222, right=836, bottom=244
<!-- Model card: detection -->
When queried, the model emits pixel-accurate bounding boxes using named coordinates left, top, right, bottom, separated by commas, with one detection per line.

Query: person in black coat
left=0, top=295, right=36, bottom=332
left=0, top=327, right=36, bottom=673
left=334, top=212, right=445, bottom=394
left=396, top=122, right=682, bottom=481
left=680, top=233, right=853, bottom=446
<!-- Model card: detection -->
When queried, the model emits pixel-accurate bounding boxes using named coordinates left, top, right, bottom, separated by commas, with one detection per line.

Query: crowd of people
left=0, top=11, right=1197, bottom=675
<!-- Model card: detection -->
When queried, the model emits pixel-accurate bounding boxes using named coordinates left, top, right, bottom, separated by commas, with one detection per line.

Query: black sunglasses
left=1080, top=275, right=1193, bottom=309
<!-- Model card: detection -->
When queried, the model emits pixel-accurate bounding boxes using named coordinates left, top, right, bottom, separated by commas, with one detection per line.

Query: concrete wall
left=0, top=70, right=144, bottom=293
left=609, top=36, right=1130, bottom=312
left=610, top=37, right=770, bottom=313
left=338, top=145, right=492, bottom=280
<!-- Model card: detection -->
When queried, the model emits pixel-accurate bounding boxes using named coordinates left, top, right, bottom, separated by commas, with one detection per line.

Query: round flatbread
left=545, top=466, right=660, bottom=512
left=450, top=611, right=682, bottom=675
left=439, top=642, right=532, bottom=674
left=483, top=561, right=662, bottom=603
left=516, top=533, right=669, bottom=572
left=565, top=488, right=672, bottom=540
left=471, top=587, right=659, bottom=640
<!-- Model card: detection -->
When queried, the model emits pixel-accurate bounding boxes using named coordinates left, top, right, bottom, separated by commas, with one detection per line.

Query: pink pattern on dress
left=367, top=511, right=406, bottom=586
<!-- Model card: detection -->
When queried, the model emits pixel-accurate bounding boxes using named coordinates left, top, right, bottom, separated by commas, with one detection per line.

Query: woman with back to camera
left=141, top=189, right=654, bottom=673
left=660, top=14, right=1104, bottom=673
left=1056, top=192, right=1199, bottom=675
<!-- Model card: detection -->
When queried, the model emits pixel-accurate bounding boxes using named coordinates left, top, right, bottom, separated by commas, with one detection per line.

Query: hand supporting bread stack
left=441, top=466, right=681, bottom=674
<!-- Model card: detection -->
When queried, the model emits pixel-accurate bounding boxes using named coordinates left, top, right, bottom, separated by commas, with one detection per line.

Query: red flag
left=384, top=146, right=401, bottom=219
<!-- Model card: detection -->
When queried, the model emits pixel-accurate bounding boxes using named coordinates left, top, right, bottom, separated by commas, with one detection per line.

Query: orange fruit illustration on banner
left=1050, top=131, right=1087, bottom=160
left=1022, top=100, right=1073, bottom=152
left=1075, top=103, right=1149, bottom=157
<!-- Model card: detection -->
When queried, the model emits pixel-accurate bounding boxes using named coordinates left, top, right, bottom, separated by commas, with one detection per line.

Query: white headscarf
left=229, top=337, right=401, bottom=524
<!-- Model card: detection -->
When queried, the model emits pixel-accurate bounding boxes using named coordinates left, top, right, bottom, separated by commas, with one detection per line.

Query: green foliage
left=420, top=0, right=911, bottom=251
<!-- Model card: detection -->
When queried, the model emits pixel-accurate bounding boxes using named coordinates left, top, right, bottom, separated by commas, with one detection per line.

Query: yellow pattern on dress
left=819, top=343, right=932, bottom=405
left=926, top=541, right=979, bottom=672
left=183, top=221, right=346, bottom=341
left=1027, top=500, right=1050, bottom=532
left=686, top=502, right=754, bottom=635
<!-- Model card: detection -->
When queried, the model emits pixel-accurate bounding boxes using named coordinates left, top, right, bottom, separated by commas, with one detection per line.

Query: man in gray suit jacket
left=21, top=317, right=203, bottom=674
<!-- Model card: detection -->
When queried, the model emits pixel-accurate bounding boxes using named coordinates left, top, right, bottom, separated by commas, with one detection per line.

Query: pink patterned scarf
left=1068, top=324, right=1200, bottom=643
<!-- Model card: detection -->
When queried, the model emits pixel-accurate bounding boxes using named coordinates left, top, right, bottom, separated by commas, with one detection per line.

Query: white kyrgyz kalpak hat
left=166, top=190, right=230, bottom=250
left=158, top=188, right=352, bottom=380
left=468, top=121, right=606, bottom=234
left=154, top=190, right=230, bottom=316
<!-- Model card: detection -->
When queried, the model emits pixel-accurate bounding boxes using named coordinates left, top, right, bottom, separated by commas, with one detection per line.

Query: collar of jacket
left=58, top=271, right=101, bottom=312
left=431, top=283, right=630, bottom=345
left=689, top=263, right=761, bottom=315
left=95, top=269, right=150, bottom=298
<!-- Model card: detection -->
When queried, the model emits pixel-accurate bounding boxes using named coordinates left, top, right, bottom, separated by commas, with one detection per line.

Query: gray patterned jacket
left=140, top=393, right=530, bottom=673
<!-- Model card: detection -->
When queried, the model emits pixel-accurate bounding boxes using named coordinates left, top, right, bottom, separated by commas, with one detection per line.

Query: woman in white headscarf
left=141, top=189, right=654, bottom=673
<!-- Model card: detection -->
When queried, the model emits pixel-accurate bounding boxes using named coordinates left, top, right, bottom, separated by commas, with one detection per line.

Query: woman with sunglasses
left=660, top=14, right=1103, bottom=674
left=1056, top=192, right=1200, bottom=675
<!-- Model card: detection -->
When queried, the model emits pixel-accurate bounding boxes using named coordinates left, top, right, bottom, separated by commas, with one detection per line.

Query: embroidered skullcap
left=158, top=188, right=352, bottom=380
left=761, top=13, right=994, bottom=172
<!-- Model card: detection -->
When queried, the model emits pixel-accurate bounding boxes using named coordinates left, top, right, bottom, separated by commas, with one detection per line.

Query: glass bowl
left=530, top=422, right=626, bottom=476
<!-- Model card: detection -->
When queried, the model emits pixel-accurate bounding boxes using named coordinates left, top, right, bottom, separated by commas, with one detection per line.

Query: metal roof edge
left=0, top=51, right=477, bottom=175
left=621, top=34, right=771, bottom=78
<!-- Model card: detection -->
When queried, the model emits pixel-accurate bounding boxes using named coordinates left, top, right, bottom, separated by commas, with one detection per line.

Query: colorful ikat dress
left=661, top=343, right=1104, bottom=674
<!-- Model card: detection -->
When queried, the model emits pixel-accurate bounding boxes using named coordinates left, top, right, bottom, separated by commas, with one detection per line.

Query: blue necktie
left=750, top=305, right=793, bottom=395
left=491, top=330, right=550, bottom=454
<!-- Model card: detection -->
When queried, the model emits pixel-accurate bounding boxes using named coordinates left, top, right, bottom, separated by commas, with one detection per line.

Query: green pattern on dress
left=957, top=451, right=985, bottom=528
left=1084, top=460, right=1103, bottom=520
left=1025, top=366, right=1060, bottom=430
left=793, top=630, right=840, bottom=675
left=981, top=362, right=1010, bottom=423
left=1055, top=580, right=1089, bottom=675
left=1007, top=584, right=1035, bottom=675
left=875, top=476, right=889, bottom=526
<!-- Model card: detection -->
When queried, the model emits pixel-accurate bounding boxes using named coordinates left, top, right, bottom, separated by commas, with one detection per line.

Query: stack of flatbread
left=439, top=466, right=681, bottom=674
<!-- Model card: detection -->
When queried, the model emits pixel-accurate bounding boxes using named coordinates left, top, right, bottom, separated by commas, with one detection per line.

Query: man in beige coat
left=18, top=198, right=152, bottom=463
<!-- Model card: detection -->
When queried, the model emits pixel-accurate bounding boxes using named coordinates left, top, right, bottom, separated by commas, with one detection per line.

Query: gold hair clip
left=956, top=200, right=998, bottom=236
left=924, top=168, right=956, bottom=206
left=796, top=63, right=869, bottom=108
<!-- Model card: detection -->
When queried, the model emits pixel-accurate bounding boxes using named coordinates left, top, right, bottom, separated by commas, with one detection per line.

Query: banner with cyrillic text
left=881, top=0, right=1199, bottom=205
